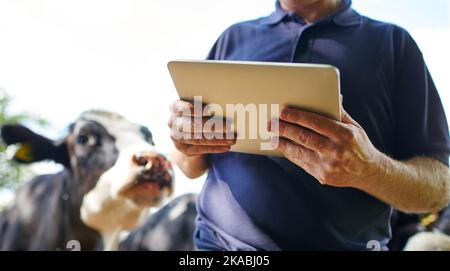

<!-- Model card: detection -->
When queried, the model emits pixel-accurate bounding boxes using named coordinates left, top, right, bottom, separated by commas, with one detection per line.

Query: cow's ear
left=0, top=124, right=70, bottom=167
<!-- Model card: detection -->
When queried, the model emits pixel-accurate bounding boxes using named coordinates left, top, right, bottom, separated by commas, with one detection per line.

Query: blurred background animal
left=0, top=110, right=175, bottom=250
left=402, top=206, right=450, bottom=251
left=388, top=205, right=450, bottom=251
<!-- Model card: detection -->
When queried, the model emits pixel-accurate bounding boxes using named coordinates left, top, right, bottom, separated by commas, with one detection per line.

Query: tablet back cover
left=168, top=60, right=341, bottom=156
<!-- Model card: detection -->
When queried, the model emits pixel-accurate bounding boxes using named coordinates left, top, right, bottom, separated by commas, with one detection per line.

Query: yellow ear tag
left=420, top=213, right=439, bottom=228
left=15, top=143, right=34, bottom=162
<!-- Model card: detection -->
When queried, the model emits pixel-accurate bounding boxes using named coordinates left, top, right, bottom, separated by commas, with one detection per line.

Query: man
left=168, top=0, right=450, bottom=250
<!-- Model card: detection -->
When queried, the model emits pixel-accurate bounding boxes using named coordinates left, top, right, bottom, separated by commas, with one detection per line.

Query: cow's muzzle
left=119, top=151, right=174, bottom=207
left=132, top=152, right=173, bottom=189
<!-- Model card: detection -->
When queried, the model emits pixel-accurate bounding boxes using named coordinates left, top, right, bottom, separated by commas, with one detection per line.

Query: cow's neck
left=63, top=170, right=99, bottom=208
left=101, top=230, right=122, bottom=251
left=96, top=204, right=149, bottom=251
left=57, top=170, right=83, bottom=214
left=56, top=170, right=101, bottom=250
left=80, top=179, right=151, bottom=250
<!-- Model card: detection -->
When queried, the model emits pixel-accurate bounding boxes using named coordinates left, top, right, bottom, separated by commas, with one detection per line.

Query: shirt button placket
left=290, top=24, right=313, bottom=63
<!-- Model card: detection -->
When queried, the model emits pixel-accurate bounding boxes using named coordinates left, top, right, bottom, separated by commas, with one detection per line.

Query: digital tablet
left=167, top=60, right=341, bottom=156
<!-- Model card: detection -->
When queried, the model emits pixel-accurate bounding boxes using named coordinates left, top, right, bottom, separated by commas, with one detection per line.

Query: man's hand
left=168, top=100, right=236, bottom=178
left=270, top=106, right=382, bottom=188
left=269, top=106, right=450, bottom=213
left=168, top=100, right=236, bottom=157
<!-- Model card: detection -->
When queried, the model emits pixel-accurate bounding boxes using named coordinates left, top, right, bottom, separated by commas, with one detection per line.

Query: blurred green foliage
left=0, top=88, right=48, bottom=189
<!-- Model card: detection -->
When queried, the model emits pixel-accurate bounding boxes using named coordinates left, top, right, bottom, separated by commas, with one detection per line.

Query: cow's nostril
left=132, top=154, right=150, bottom=167
left=133, top=153, right=172, bottom=175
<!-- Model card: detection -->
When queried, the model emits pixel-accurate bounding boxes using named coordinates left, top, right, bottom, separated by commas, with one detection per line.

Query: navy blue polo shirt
left=195, top=0, right=450, bottom=251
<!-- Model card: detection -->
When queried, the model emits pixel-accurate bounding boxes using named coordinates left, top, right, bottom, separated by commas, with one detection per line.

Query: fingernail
left=224, top=118, right=233, bottom=131
left=225, top=132, right=234, bottom=140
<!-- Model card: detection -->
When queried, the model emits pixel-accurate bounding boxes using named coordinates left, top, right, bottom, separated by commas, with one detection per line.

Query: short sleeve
left=206, top=26, right=236, bottom=60
left=206, top=30, right=228, bottom=60
left=392, top=27, right=450, bottom=165
left=206, top=39, right=219, bottom=60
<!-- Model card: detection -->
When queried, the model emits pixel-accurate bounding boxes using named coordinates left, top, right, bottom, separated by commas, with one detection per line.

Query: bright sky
left=0, top=0, right=449, bottom=202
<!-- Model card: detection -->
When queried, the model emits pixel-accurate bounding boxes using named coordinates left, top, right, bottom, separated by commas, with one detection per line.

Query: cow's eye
left=76, top=133, right=98, bottom=147
left=76, top=134, right=89, bottom=145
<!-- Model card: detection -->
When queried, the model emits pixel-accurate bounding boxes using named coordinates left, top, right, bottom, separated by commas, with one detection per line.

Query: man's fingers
left=171, top=131, right=237, bottom=146
left=168, top=115, right=232, bottom=133
left=280, top=107, right=348, bottom=140
left=274, top=137, right=318, bottom=167
left=174, top=142, right=231, bottom=156
left=170, top=100, right=206, bottom=117
left=275, top=120, right=333, bottom=153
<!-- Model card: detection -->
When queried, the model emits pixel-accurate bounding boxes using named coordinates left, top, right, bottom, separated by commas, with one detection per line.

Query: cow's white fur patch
left=404, top=230, right=450, bottom=251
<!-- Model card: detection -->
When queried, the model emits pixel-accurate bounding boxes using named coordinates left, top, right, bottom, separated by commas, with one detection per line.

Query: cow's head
left=0, top=110, right=174, bottom=208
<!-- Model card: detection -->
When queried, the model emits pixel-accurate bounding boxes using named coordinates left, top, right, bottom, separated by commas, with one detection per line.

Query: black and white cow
left=388, top=211, right=423, bottom=250
left=403, top=206, right=450, bottom=251
left=0, top=110, right=174, bottom=250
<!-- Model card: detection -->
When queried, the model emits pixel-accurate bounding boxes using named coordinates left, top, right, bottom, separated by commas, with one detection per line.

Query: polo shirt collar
left=260, top=0, right=361, bottom=27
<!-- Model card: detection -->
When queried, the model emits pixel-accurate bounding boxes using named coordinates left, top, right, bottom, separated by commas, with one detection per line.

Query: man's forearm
left=357, top=154, right=450, bottom=213
left=170, top=149, right=209, bottom=179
